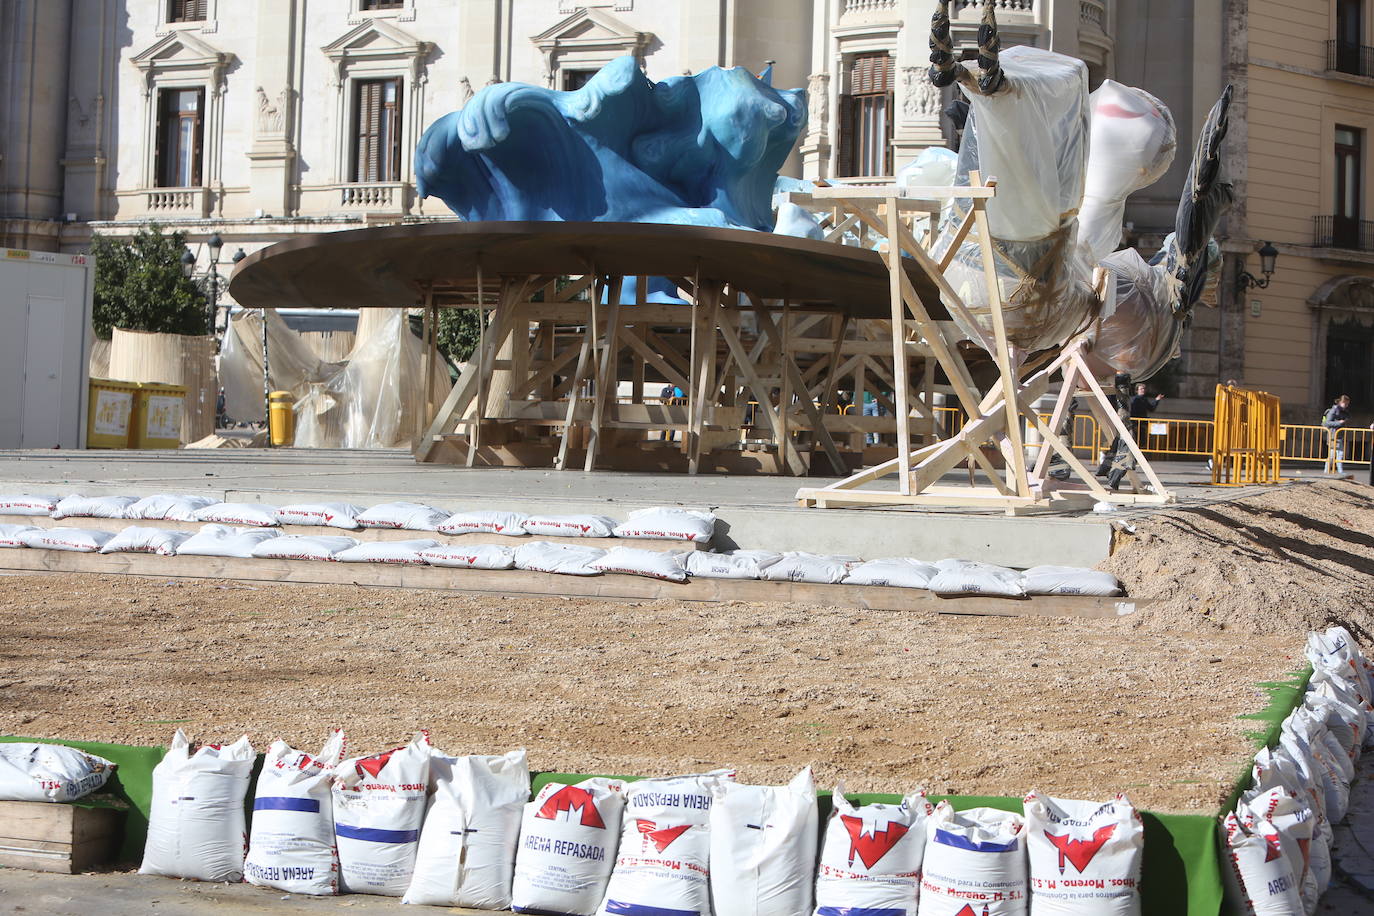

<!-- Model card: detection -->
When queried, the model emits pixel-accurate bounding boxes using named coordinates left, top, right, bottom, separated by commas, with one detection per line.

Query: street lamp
left=180, top=248, right=195, bottom=278
left=205, top=232, right=224, bottom=337
left=1235, top=240, right=1279, bottom=293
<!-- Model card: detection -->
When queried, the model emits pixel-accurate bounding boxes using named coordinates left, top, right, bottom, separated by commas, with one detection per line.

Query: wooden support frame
left=792, top=181, right=1173, bottom=513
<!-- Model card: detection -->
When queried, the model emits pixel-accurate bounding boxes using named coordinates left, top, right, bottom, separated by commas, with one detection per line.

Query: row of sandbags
left=121, top=729, right=1144, bottom=916
left=1222, top=625, right=1374, bottom=915
left=0, top=494, right=714, bottom=542
left=0, top=521, right=1120, bottom=596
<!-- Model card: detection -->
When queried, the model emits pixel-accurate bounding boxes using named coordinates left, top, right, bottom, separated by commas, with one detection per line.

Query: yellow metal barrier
left=1212, top=384, right=1283, bottom=485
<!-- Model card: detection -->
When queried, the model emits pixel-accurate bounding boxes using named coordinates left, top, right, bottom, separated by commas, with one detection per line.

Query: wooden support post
left=719, top=309, right=806, bottom=476
left=752, top=300, right=846, bottom=476
left=968, top=171, right=1029, bottom=497
left=585, top=275, right=624, bottom=472
left=555, top=287, right=597, bottom=471
left=886, top=198, right=913, bottom=494
left=466, top=262, right=487, bottom=468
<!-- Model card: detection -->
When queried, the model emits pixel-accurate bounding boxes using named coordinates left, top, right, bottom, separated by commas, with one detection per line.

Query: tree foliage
left=436, top=307, right=482, bottom=364
left=91, top=224, right=208, bottom=340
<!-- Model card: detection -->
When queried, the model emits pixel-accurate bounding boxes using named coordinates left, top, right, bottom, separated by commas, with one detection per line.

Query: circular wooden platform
left=228, top=220, right=948, bottom=320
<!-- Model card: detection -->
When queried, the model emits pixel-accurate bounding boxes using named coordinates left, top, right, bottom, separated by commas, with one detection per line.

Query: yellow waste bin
left=130, top=382, right=186, bottom=449
left=86, top=378, right=141, bottom=449
left=269, top=390, right=295, bottom=447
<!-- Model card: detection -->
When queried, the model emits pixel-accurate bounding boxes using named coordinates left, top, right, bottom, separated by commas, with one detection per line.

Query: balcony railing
left=1314, top=214, right=1374, bottom=251
left=144, top=187, right=209, bottom=217
left=339, top=182, right=407, bottom=211
left=1326, top=39, right=1374, bottom=78
left=841, top=0, right=897, bottom=15
left=958, top=0, right=1034, bottom=10
left=1079, top=0, right=1105, bottom=29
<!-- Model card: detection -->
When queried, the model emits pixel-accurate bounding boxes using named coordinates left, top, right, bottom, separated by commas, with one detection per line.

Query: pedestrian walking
left=1322, top=394, right=1351, bottom=474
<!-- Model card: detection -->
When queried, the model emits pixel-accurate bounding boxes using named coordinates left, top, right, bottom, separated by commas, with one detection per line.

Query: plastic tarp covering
left=1079, top=247, right=1183, bottom=383
left=935, top=47, right=1097, bottom=353
left=1078, top=81, right=1177, bottom=266
left=220, top=308, right=451, bottom=449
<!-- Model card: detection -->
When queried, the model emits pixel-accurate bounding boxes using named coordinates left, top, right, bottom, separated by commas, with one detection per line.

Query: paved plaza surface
left=0, top=448, right=1340, bottom=567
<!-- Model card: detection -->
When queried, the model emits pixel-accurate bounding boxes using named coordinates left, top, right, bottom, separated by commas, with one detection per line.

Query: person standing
left=1129, top=383, right=1164, bottom=420
left=1323, top=394, right=1351, bottom=475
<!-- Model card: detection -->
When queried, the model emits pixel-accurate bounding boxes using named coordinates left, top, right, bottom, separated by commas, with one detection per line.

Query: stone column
left=246, top=0, right=297, bottom=217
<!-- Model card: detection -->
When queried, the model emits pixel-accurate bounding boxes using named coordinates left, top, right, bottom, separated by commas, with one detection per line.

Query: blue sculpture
left=415, top=56, right=806, bottom=231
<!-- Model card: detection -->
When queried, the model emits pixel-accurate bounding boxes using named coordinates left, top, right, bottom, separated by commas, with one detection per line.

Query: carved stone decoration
left=459, top=77, right=475, bottom=106
left=806, top=73, right=829, bottom=137
left=1309, top=275, right=1374, bottom=314
left=901, top=66, right=942, bottom=121
left=255, top=86, right=287, bottom=135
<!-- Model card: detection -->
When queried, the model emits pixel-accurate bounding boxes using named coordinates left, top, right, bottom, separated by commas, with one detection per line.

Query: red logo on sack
left=954, top=905, right=989, bottom=916
left=636, top=819, right=690, bottom=852
left=840, top=814, right=908, bottom=869
left=536, top=786, right=607, bottom=828
left=356, top=749, right=397, bottom=778
left=1046, top=824, right=1115, bottom=874
left=1263, top=831, right=1284, bottom=863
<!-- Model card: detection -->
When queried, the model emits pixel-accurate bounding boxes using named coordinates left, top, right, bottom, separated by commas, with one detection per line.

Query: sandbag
left=685, top=550, right=781, bottom=580
left=929, top=559, right=1027, bottom=598
left=1306, top=627, right=1374, bottom=704
left=125, top=494, right=218, bottom=522
left=1256, top=745, right=1332, bottom=895
left=1303, top=691, right=1359, bottom=763
left=333, top=733, right=432, bottom=896
left=245, top=731, right=347, bottom=896
left=403, top=749, right=530, bottom=908
left=599, top=771, right=735, bottom=916
left=0, top=494, right=60, bottom=516
left=591, top=547, right=689, bottom=582
left=843, top=558, right=938, bottom=589
left=139, top=730, right=254, bottom=882
left=514, top=541, right=607, bottom=576
left=419, top=543, right=516, bottom=570
left=709, top=767, right=817, bottom=916
left=100, top=526, right=191, bottom=557
left=51, top=494, right=136, bottom=520
left=19, top=527, right=115, bottom=552
left=0, top=523, right=37, bottom=547
left=436, top=510, right=529, bottom=536
left=0, top=742, right=115, bottom=802
left=1238, top=786, right=1316, bottom=915
left=356, top=502, right=450, bottom=531
left=814, top=785, right=932, bottom=916
left=512, top=777, right=626, bottom=915
left=177, top=524, right=282, bottom=558
left=276, top=503, right=365, bottom=529
left=759, top=552, right=859, bottom=585
left=334, top=539, right=439, bottom=566
left=920, top=803, right=1028, bottom=916
left=1019, top=566, right=1122, bottom=597
left=193, top=502, right=280, bottom=527
left=523, top=514, right=618, bottom=538
left=1221, top=811, right=1302, bottom=916
left=1023, top=792, right=1143, bottom=916
left=1282, top=712, right=1349, bottom=821
left=613, top=507, right=716, bottom=544
left=250, top=535, right=360, bottom=562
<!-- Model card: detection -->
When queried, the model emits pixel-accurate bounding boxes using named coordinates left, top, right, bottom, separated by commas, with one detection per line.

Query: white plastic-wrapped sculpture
left=927, top=0, right=1233, bottom=382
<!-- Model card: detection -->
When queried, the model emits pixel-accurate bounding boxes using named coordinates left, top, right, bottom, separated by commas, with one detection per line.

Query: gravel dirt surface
left=0, top=479, right=1368, bottom=814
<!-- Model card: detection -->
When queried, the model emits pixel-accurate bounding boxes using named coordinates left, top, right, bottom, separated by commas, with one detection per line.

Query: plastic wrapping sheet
left=1078, top=81, right=1177, bottom=265
left=220, top=309, right=337, bottom=423
left=953, top=47, right=1089, bottom=243
left=220, top=308, right=450, bottom=449
left=934, top=47, right=1097, bottom=353
left=294, top=310, right=450, bottom=450
left=1079, top=247, right=1183, bottom=383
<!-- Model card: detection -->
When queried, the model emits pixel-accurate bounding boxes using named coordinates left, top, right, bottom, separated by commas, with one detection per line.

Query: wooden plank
left=0, top=549, right=1145, bottom=620
left=717, top=310, right=807, bottom=476
left=753, top=302, right=846, bottom=476
left=805, top=186, right=996, bottom=201
left=886, top=199, right=913, bottom=495
left=585, top=276, right=624, bottom=471
left=0, top=802, right=120, bottom=874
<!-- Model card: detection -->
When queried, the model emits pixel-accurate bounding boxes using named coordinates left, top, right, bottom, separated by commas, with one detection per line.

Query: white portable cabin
left=0, top=248, right=95, bottom=449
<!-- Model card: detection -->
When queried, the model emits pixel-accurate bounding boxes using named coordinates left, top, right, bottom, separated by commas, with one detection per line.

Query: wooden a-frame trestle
left=788, top=177, right=1172, bottom=512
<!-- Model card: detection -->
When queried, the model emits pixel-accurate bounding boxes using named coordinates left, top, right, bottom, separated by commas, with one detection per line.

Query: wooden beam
left=718, top=309, right=807, bottom=475
left=585, top=275, right=624, bottom=471
left=753, top=301, right=846, bottom=475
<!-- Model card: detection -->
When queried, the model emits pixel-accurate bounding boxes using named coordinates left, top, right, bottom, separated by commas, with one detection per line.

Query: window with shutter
left=353, top=78, right=403, bottom=183
left=838, top=53, right=894, bottom=178
left=361, top=0, right=405, bottom=9
left=155, top=87, right=205, bottom=187
left=169, top=0, right=208, bottom=22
